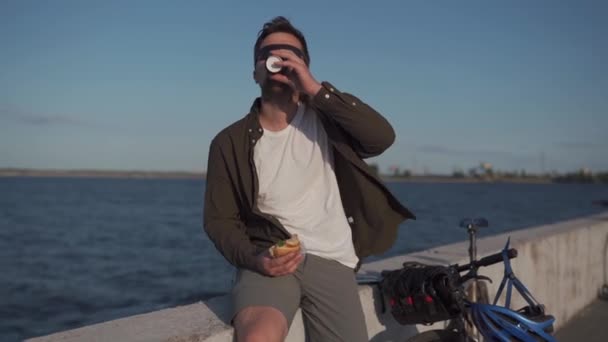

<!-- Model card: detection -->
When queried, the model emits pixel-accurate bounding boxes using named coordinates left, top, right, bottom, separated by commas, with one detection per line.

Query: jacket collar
left=245, top=97, right=315, bottom=145
left=245, top=98, right=264, bottom=142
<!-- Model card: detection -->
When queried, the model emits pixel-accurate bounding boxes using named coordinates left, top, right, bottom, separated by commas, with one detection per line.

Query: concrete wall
left=28, top=212, right=608, bottom=342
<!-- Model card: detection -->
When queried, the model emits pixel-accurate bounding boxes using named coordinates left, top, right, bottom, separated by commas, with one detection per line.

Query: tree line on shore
left=367, top=163, right=608, bottom=184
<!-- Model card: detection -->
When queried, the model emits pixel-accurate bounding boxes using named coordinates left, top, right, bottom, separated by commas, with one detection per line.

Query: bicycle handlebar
left=454, top=248, right=518, bottom=273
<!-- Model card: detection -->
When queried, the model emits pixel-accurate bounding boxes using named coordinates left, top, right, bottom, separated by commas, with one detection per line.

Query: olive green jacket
left=203, top=81, right=415, bottom=271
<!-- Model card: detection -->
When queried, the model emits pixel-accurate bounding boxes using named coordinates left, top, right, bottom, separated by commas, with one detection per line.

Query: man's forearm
left=310, top=81, right=395, bottom=158
left=203, top=218, right=262, bottom=271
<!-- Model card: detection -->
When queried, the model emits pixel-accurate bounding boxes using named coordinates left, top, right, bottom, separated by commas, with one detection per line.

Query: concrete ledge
left=29, top=212, right=608, bottom=341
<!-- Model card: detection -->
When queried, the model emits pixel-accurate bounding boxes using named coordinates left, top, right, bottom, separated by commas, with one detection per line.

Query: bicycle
left=362, top=218, right=556, bottom=342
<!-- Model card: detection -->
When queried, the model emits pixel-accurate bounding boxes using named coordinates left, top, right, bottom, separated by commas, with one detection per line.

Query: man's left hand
left=271, top=49, right=322, bottom=97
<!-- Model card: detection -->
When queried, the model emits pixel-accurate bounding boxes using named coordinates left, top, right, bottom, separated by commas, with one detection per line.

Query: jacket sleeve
left=309, top=81, right=396, bottom=158
left=203, top=137, right=261, bottom=271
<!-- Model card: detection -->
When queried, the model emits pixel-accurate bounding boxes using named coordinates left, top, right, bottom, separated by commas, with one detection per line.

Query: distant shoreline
left=0, top=168, right=205, bottom=180
left=0, top=168, right=554, bottom=183
left=381, top=176, right=552, bottom=184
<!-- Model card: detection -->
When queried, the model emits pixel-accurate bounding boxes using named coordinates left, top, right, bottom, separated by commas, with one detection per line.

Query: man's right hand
left=255, top=249, right=304, bottom=277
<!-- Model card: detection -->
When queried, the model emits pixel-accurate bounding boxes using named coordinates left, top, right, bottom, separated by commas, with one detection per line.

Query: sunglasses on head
left=255, top=44, right=305, bottom=62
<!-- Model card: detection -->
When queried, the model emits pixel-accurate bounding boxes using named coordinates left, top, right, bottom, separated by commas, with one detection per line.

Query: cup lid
left=266, top=56, right=282, bottom=73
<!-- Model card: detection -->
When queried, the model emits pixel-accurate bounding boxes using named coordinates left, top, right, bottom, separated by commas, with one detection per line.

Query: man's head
left=253, top=17, right=310, bottom=97
left=253, top=16, right=310, bottom=67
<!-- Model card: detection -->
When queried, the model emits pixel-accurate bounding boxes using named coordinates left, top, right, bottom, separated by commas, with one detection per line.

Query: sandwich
left=269, top=234, right=301, bottom=258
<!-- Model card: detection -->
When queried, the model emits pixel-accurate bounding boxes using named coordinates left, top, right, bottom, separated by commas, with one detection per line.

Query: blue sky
left=1, top=1, right=606, bottom=174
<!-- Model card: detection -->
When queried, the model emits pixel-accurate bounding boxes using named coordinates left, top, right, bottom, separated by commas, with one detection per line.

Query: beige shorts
left=231, top=253, right=368, bottom=342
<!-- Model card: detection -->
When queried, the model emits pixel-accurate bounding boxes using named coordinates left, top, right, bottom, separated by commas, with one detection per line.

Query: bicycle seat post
left=468, top=223, right=478, bottom=267
left=459, top=218, right=489, bottom=268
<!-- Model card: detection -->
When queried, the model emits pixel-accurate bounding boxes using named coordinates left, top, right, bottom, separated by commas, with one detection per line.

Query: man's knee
left=234, top=306, right=288, bottom=342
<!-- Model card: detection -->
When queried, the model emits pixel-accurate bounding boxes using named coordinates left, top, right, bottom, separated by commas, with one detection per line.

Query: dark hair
left=253, top=16, right=310, bottom=66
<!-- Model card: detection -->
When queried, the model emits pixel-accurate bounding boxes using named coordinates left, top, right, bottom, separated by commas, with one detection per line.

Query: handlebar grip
left=477, top=248, right=517, bottom=267
left=456, top=248, right=518, bottom=272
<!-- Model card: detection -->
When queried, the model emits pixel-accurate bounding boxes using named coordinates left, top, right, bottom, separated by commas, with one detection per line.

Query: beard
left=261, top=79, right=294, bottom=100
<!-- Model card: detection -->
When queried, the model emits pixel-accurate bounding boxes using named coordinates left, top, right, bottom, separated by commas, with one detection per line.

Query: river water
left=1, top=177, right=606, bottom=341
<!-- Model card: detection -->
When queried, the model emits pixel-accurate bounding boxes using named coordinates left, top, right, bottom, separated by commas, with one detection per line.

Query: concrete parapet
left=28, top=212, right=608, bottom=341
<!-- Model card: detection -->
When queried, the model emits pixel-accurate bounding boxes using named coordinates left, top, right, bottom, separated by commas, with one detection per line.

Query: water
left=1, top=177, right=606, bottom=341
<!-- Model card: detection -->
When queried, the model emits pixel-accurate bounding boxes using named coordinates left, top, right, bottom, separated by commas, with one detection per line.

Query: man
left=204, top=16, right=414, bottom=342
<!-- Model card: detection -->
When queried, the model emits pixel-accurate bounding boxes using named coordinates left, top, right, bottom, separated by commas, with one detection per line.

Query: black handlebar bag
left=380, top=262, right=465, bottom=325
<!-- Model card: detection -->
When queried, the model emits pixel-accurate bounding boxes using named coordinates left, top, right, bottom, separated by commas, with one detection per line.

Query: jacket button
left=248, top=128, right=252, bottom=132
left=324, top=94, right=330, bottom=99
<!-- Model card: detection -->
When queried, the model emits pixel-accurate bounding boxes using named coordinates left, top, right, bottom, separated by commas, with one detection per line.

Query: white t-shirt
left=253, top=103, right=359, bottom=268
